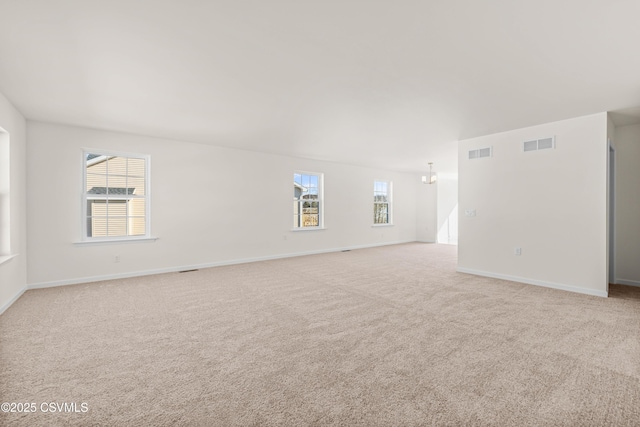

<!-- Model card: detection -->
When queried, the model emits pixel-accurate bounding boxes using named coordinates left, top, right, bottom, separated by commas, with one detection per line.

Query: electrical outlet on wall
left=114, top=255, right=120, bottom=263
left=514, top=247, right=522, bottom=256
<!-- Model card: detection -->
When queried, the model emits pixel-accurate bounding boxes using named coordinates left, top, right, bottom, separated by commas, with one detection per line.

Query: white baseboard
left=456, top=267, right=608, bottom=298
left=27, top=240, right=416, bottom=290
left=615, top=279, right=640, bottom=288
left=0, top=286, right=27, bottom=315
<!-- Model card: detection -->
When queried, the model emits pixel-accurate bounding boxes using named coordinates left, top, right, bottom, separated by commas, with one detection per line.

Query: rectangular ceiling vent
left=524, top=136, right=555, bottom=152
left=468, top=147, right=492, bottom=160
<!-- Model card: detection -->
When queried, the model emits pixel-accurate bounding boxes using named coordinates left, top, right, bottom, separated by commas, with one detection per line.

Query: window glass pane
left=107, top=217, right=127, bottom=237
left=107, top=171, right=126, bottom=190
left=90, top=217, right=108, bottom=237
left=88, top=200, right=106, bottom=216
left=374, top=204, right=389, bottom=224
left=129, top=199, right=145, bottom=217
left=106, top=200, right=127, bottom=216
left=86, top=153, right=107, bottom=173
left=128, top=217, right=146, bottom=236
left=374, top=181, right=388, bottom=196
left=107, top=156, right=127, bottom=176
left=127, top=176, right=145, bottom=196
left=86, top=173, right=107, bottom=192
left=127, top=157, right=146, bottom=177
left=302, top=214, right=318, bottom=227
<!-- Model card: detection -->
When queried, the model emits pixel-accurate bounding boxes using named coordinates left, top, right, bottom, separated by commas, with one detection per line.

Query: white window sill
left=290, top=227, right=326, bottom=232
left=0, top=254, right=18, bottom=266
left=371, top=224, right=394, bottom=227
left=74, top=237, right=159, bottom=246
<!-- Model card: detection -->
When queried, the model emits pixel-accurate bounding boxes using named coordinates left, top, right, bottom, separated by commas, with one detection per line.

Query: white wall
left=436, top=175, right=458, bottom=244
left=416, top=180, right=437, bottom=242
left=26, top=121, right=418, bottom=286
left=613, top=123, right=640, bottom=286
left=458, top=113, right=608, bottom=297
left=0, top=91, right=27, bottom=313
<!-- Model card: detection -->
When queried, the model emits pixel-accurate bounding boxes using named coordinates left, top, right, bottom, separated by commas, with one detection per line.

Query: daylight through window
left=293, top=172, right=323, bottom=228
left=373, top=180, right=391, bottom=225
left=83, top=151, right=150, bottom=239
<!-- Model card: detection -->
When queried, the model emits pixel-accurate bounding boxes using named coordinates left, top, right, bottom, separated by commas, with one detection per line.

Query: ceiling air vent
left=468, top=147, right=492, bottom=160
left=524, top=136, right=555, bottom=152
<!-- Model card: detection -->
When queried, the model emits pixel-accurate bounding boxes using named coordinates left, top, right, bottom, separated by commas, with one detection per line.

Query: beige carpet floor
left=1, top=243, right=639, bottom=426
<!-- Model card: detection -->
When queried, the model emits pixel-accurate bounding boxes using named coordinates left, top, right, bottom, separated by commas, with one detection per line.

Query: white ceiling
left=1, top=0, right=639, bottom=174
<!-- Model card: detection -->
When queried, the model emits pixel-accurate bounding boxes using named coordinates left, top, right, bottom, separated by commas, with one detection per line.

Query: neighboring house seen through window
left=293, top=172, right=323, bottom=228
left=373, top=180, right=391, bottom=225
left=83, top=151, right=150, bottom=239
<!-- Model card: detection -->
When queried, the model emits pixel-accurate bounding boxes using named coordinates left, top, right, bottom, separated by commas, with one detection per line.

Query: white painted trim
left=73, top=237, right=159, bottom=246
left=456, top=267, right=608, bottom=298
left=615, top=279, right=640, bottom=288
left=371, top=224, right=394, bottom=227
left=607, top=139, right=616, bottom=289
left=28, top=240, right=416, bottom=290
left=0, top=253, right=17, bottom=266
left=290, top=227, right=326, bottom=232
left=0, top=286, right=27, bottom=315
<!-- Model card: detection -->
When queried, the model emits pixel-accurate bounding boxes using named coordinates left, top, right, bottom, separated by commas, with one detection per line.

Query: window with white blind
left=373, top=180, right=392, bottom=225
left=82, top=150, right=150, bottom=240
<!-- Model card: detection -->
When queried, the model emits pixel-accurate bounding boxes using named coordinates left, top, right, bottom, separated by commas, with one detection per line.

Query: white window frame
left=373, top=179, right=393, bottom=226
left=81, top=149, right=151, bottom=242
left=293, top=170, right=324, bottom=230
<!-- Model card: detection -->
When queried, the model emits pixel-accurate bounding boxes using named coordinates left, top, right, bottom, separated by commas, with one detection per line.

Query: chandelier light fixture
left=421, top=162, right=437, bottom=185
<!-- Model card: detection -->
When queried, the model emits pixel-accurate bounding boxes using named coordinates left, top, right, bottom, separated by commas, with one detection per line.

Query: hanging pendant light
left=421, top=162, right=437, bottom=184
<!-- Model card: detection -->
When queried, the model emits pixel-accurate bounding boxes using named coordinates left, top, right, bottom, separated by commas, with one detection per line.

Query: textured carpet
left=1, top=243, right=639, bottom=426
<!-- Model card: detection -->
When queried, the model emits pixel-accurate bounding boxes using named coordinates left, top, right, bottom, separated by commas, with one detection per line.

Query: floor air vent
left=468, top=147, right=492, bottom=160
left=524, top=136, right=555, bottom=152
